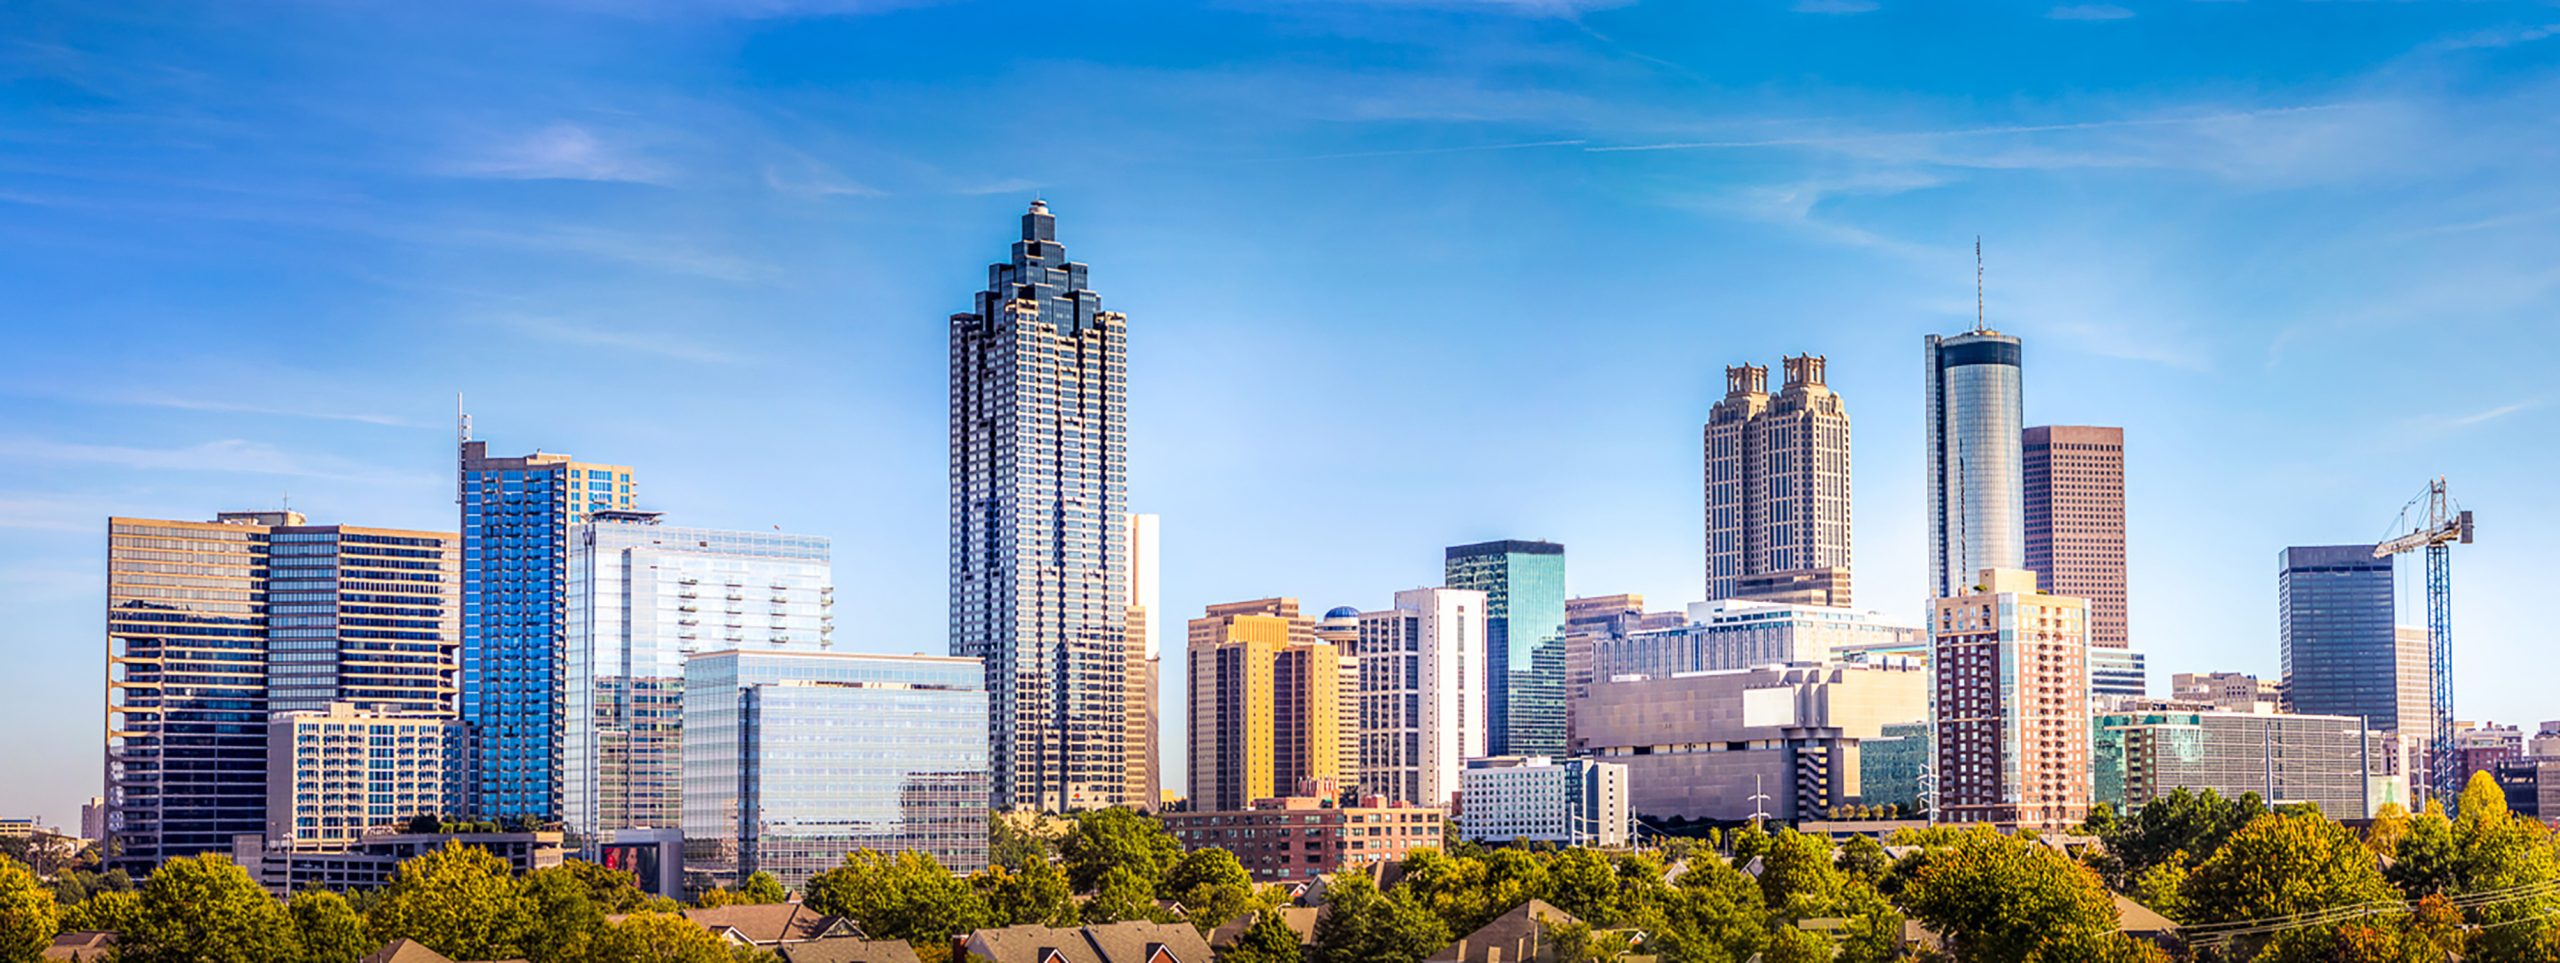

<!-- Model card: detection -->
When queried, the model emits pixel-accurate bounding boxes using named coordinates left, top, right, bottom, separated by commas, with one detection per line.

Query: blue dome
left=1324, top=606, right=1361, bottom=620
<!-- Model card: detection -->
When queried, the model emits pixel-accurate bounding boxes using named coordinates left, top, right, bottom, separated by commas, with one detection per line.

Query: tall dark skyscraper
left=1924, top=328, right=2024, bottom=599
left=1446, top=539, right=1566, bottom=758
left=1703, top=354, right=1852, bottom=606
left=950, top=201, right=1134, bottom=812
left=2280, top=545, right=2410, bottom=732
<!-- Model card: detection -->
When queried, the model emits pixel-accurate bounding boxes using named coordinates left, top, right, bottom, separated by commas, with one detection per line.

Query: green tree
left=1397, top=849, right=1494, bottom=934
left=2183, top=811, right=2395, bottom=927
left=1311, top=873, right=1450, bottom=963
left=43, top=867, right=131, bottom=909
left=549, top=859, right=650, bottom=914
left=120, top=854, right=302, bottom=963
left=1755, top=830, right=1840, bottom=919
left=1082, top=864, right=1161, bottom=924
left=1758, top=925, right=1832, bottom=963
left=592, top=910, right=735, bottom=963
left=1836, top=835, right=1890, bottom=886
left=2255, top=893, right=2466, bottom=963
left=972, top=859, right=1078, bottom=928
left=2387, top=800, right=2459, bottom=897
left=1547, top=847, right=1627, bottom=927
left=1225, top=909, right=1308, bottom=963
left=802, top=850, right=989, bottom=953
left=366, top=840, right=534, bottom=961
left=0, top=854, right=58, bottom=963
left=2362, top=801, right=2411, bottom=857
left=519, top=862, right=615, bottom=963
left=988, top=813, right=1061, bottom=872
left=289, top=890, right=372, bottom=963
left=1898, top=829, right=2120, bottom=963
left=1643, top=857, right=1773, bottom=963
left=1163, top=847, right=1254, bottom=932
left=58, top=889, right=140, bottom=935
left=736, top=871, right=788, bottom=905
left=1058, top=808, right=1182, bottom=894
left=2450, top=770, right=2560, bottom=961
left=2123, top=855, right=2189, bottom=924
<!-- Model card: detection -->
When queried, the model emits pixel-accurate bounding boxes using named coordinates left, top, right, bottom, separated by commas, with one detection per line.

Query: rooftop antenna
left=1974, top=236, right=1985, bottom=333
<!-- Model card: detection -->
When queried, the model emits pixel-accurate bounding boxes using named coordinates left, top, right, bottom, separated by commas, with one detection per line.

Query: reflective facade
left=682, top=649, right=989, bottom=891
left=565, top=513, right=832, bottom=853
left=1583, top=599, right=1924, bottom=683
left=2278, top=546, right=2405, bottom=732
left=1704, top=355, right=1853, bottom=606
left=2094, top=709, right=2372, bottom=818
left=1924, top=331, right=2025, bottom=599
left=949, top=201, right=1133, bottom=811
left=1445, top=540, right=1566, bottom=758
left=458, top=437, right=635, bottom=821
left=106, top=512, right=458, bottom=869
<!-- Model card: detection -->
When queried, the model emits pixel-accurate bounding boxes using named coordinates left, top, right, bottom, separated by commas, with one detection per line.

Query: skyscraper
left=106, top=511, right=458, bottom=868
left=950, top=200, right=1133, bottom=811
left=1703, top=355, right=1853, bottom=606
left=2024, top=425, right=2127, bottom=650
left=563, top=511, right=833, bottom=852
left=1185, top=599, right=1355, bottom=812
left=1445, top=540, right=1566, bottom=758
left=1356, top=588, right=1488, bottom=807
left=1924, top=328, right=2025, bottom=599
left=2279, top=546, right=2407, bottom=732
left=1933, top=568, right=2092, bottom=832
left=459, top=431, right=636, bottom=821
left=1127, top=513, right=1162, bottom=810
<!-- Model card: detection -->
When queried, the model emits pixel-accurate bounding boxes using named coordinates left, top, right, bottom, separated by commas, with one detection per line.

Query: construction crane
left=2373, top=478, right=2474, bottom=808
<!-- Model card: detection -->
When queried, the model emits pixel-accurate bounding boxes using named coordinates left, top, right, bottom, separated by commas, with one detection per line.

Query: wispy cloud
left=1586, top=104, right=2358, bottom=154
left=2048, top=4, right=2134, bottom=22
left=2450, top=400, right=2539, bottom=427
left=467, top=313, right=750, bottom=364
left=2422, top=23, right=2560, bottom=53
left=0, top=494, right=123, bottom=533
left=1793, top=0, right=1878, bottom=13
left=438, top=123, right=672, bottom=184
left=761, top=153, right=885, bottom=198
left=7, top=437, right=428, bottom=484
left=1259, top=138, right=1587, bottom=162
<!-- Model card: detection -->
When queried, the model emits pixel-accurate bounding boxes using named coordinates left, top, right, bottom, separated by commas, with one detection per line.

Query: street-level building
left=1573, top=661, right=1928, bottom=822
left=1163, top=791, right=1442, bottom=882
left=231, top=830, right=563, bottom=894
left=1457, top=756, right=1629, bottom=848
left=2093, top=706, right=2375, bottom=818
left=1933, top=568, right=2092, bottom=833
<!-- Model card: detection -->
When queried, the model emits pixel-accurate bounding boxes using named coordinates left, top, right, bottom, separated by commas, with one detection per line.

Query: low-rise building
left=1573, top=661, right=1928, bottom=822
left=2093, top=707, right=2374, bottom=818
left=1857, top=722, right=1931, bottom=815
left=266, top=703, right=462, bottom=847
left=1163, top=791, right=1442, bottom=882
left=231, top=830, right=564, bottom=893
left=958, top=920, right=1213, bottom=963
left=1456, top=756, right=1628, bottom=848
left=2171, top=672, right=2283, bottom=714
left=1584, top=600, right=1924, bottom=683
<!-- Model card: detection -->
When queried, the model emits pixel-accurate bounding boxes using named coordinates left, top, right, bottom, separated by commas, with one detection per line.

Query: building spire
left=1974, top=236, right=1986, bottom=334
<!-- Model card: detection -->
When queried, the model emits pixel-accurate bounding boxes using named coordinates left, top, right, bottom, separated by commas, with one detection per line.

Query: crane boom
left=2372, top=478, right=2472, bottom=809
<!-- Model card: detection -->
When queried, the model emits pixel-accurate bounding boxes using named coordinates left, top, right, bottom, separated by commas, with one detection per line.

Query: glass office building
left=683, top=649, right=989, bottom=891
left=1446, top=540, right=1567, bottom=758
left=2094, top=708, right=2373, bottom=818
left=564, top=512, right=832, bottom=854
left=459, top=435, right=635, bottom=821
left=1923, top=329, right=2025, bottom=599
left=2278, top=546, right=2403, bottom=732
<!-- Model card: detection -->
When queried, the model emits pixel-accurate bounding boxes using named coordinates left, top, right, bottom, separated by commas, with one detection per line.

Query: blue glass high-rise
left=458, top=432, right=634, bottom=821
left=1445, top=539, right=1566, bottom=757
left=2279, top=545, right=2405, bottom=731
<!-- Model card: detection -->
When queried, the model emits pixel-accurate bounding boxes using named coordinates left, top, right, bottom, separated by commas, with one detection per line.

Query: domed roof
left=1323, top=606, right=1361, bottom=620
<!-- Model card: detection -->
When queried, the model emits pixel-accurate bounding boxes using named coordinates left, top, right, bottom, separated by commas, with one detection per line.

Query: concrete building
left=1560, top=595, right=1683, bottom=745
left=107, top=511, right=458, bottom=869
left=2458, top=722, right=2525, bottom=780
left=1186, top=599, right=1356, bottom=813
left=1445, top=540, right=1567, bottom=759
left=1127, top=513, right=1162, bottom=811
left=1457, top=756, right=1629, bottom=848
left=2091, top=648, right=2149, bottom=701
left=1924, top=327, right=2026, bottom=600
left=1584, top=599, right=1925, bottom=684
left=2024, top=426, right=2128, bottom=651
left=1356, top=588, right=1488, bottom=808
left=950, top=201, right=1135, bottom=812
left=1933, top=568, right=2092, bottom=833
left=563, top=512, right=833, bottom=854
left=1704, top=355, right=1854, bottom=607
left=2531, top=722, right=2560, bottom=762
left=266, top=702, right=462, bottom=847
left=2173, top=672, right=2283, bottom=714
left=1163, top=791, right=1443, bottom=882
left=232, top=830, right=563, bottom=893
left=2094, top=708, right=2375, bottom=818
left=1573, top=661, right=1928, bottom=822
left=2278, top=546, right=2409, bottom=734
left=458, top=431, right=636, bottom=822
left=79, top=797, right=106, bottom=843
left=683, top=649, right=989, bottom=891
left=2396, top=626, right=2434, bottom=747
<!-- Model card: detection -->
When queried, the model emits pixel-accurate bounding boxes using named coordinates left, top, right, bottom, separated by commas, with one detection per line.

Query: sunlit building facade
left=1446, top=540, right=1566, bottom=758
left=1704, top=355, right=1853, bottom=607
left=1932, top=568, right=2092, bottom=833
left=1924, top=329, right=2025, bottom=599
left=1356, top=588, right=1488, bottom=808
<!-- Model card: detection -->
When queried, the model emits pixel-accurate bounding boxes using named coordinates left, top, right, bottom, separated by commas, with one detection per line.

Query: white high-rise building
left=1458, top=756, right=1630, bottom=848
left=564, top=511, right=832, bottom=853
left=1127, top=513, right=1162, bottom=809
left=1356, top=588, right=1488, bottom=808
left=1924, top=325, right=2025, bottom=600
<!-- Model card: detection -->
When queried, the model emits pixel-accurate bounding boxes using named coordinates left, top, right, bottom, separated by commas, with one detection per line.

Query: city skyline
left=7, top=1, right=2560, bottom=825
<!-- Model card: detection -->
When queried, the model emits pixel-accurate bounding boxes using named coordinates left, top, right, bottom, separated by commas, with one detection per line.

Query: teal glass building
left=1445, top=539, right=1567, bottom=757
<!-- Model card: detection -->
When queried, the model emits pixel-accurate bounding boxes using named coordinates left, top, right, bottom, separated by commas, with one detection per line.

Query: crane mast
left=2372, top=478, right=2473, bottom=809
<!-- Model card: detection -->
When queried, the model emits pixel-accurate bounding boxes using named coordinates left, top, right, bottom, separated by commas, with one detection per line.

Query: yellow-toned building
left=1187, top=599, right=1357, bottom=811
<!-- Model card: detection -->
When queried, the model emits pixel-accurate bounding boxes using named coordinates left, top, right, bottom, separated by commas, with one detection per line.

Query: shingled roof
left=959, top=920, right=1214, bottom=963
left=1424, top=899, right=1581, bottom=963
left=776, top=936, right=927, bottom=963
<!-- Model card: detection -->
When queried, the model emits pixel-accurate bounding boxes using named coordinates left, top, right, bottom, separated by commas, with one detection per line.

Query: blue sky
left=5, top=0, right=2559, bottom=822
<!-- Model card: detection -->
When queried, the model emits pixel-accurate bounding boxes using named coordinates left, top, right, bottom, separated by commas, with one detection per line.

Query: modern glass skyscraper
left=2279, top=545, right=2405, bottom=732
left=949, top=200, right=1133, bottom=811
left=1924, top=329, right=2025, bottom=599
left=1703, top=355, right=1853, bottom=606
left=1446, top=540, right=1566, bottom=758
left=459, top=431, right=635, bottom=821
left=682, top=649, right=989, bottom=891
left=563, top=511, right=832, bottom=853
left=105, top=511, right=458, bottom=869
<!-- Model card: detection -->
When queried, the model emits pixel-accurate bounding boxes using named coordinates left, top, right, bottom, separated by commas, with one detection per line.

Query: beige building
left=1704, top=355, right=1854, bottom=607
left=2172, top=672, right=2283, bottom=713
left=1934, top=568, right=2092, bottom=833
left=1126, top=514, right=1162, bottom=811
left=1572, top=661, right=1927, bottom=822
left=267, top=702, right=461, bottom=846
left=1186, top=599, right=1356, bottom=812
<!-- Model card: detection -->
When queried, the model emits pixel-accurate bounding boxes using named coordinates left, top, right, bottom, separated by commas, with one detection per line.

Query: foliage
left=1058, top=808, right=1183, bottom=895
left=736, top=871, right=788, bottom=905
left=988, top=813, right=1062, bottom=872
left=120, top=854, right=303, bottom=963
left=1225, top=908, right=1309, bottom=963
left=2449, top=770, right=2560, bottom=962
left=365, top=840, right=533, bottom=962
left=1544, top=847, right=1627, bottom=927
left=972, top=859, right=1079, bottom=928
left=1309, top=873, right=1450, bottom=963
left=1081, top=864, right=1163, bottom=924
left=1754, top=830, right=1840, bottom=919
left=519, top=861, right=614, bottom=963
left=1757, top=924, right=1832, bottom=963
left=2083, top=788, right=2264, bottom=890
left=591, top=910, right=737, bottom=963
left=2386, top=800, right=2459, bottom=897
left=1836, top=835, right=1890, bottom=886
left=57, top=888, right=140, bottom=935
left=802, top=849, right=990, bottom=953
left=548, top=859, right=651, bottom=913
left=0, top=854, right=57, bottom=963
left=43, top=867, right=131, bottom=908
left=2183, top=811, right=2395, bottom=926
left=289, top=890, right=372, bottom=963
left=1163, top=846, right=1255, bottom=932
left=1897, top=828, right=2120, bottom=963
